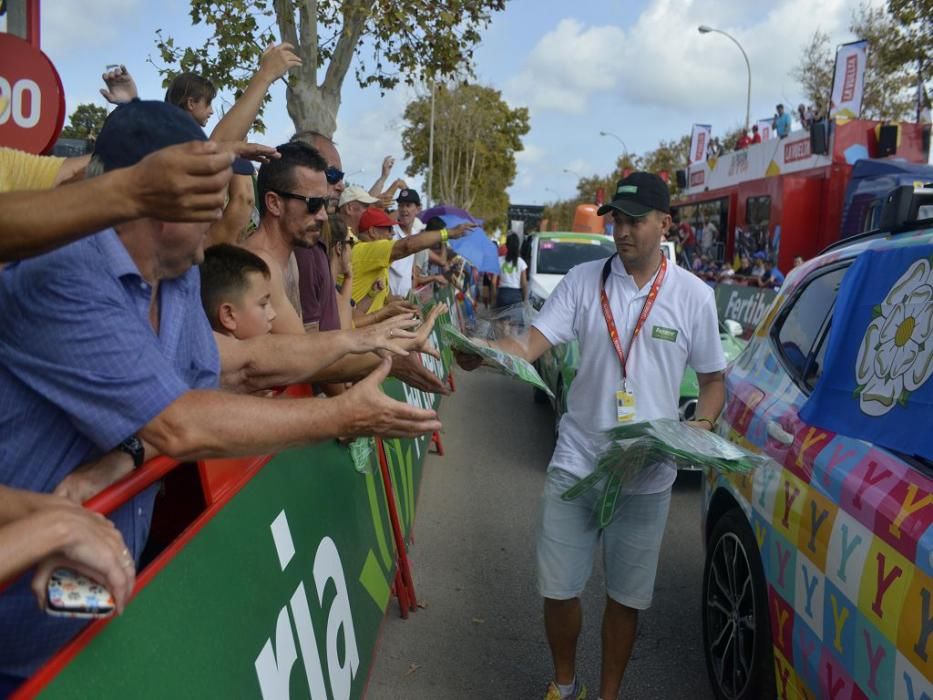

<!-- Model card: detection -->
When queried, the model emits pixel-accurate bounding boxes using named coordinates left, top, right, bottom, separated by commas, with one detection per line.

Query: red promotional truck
left=674, top=120, right=932, bottom=272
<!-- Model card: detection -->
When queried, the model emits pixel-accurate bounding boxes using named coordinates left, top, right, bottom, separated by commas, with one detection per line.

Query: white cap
left=338, top=185, right=379, bottom=209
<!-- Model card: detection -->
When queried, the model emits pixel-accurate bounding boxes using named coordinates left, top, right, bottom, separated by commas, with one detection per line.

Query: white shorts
left=536, top=468, right=672, bottom=609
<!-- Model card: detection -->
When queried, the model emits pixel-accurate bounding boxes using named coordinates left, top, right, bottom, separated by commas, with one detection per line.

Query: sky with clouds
left=9, top=0, right=884, bottom=205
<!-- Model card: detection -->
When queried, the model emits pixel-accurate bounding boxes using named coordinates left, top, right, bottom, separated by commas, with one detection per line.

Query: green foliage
left=542, top=139, right=690, bottom=230
left=155, top=0, right=506, bottom=135
left=60, top=103, right=109, bottom=140
left=401, top=82, right=529, bottom=232
left=792, top=3, right=929, bottom=121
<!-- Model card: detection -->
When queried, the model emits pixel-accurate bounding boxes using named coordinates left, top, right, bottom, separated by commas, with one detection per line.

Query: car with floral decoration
left=700, top=186, right=933, bottom=700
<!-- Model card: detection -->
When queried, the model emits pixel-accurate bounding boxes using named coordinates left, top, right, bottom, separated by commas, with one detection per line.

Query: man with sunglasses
left=290, top=132, right=346, bottom=334
left=245, top=142, right=449, bottom=393
left=244, top=141, right=331, bottom=334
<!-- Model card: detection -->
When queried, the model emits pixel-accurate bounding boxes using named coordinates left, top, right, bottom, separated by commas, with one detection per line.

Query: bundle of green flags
left=439, top=323, right=554, bottom=398
left=561, top=419, right=770, bottom=527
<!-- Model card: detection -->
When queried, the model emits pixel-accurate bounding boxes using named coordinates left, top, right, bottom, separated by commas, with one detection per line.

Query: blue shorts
left=536, top=468, right=672, bottom=609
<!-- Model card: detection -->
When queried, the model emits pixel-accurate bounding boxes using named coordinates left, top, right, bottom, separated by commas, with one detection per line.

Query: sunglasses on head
left=325, top=166, right=345, bottom=185
left=273, top=190, right=327, bottom=214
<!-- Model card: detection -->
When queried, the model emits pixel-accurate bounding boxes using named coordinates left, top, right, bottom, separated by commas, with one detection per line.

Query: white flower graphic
left=855, top=257, right=933, bottom=416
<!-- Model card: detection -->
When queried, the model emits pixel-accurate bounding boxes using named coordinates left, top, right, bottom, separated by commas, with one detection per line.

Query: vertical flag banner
left=756, top=118, right=773, bottom=141
left=689, top=124, right=712, bottom=165
left=829, top=40, right=868, bottom=121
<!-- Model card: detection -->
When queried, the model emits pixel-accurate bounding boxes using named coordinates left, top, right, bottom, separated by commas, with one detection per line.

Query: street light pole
left=562, top=168, right=581, bottom=179
left=598, top=130, right=628, bottom=154
left=427, top=79, right=436, bottom=209
left=698, top=25, right=751, bottom=133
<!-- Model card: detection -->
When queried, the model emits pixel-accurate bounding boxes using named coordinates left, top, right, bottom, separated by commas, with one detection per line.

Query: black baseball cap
left=597, top=172, right=670, bottom=218
left=94, top=99, right=253, bottom=175
left=397, top=188, right=421, bottom=205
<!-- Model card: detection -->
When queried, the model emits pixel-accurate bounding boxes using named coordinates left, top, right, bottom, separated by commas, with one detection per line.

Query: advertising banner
left=689, top=124, right=712, bottom=165
left=683, top=130, right=831, bottom=194
left=829, top=40, right=868, bottom=120
left=714, top=284, right=777, bottom=336
left=756, top=118, right=773, bottom=141
left=28, top=289, right=462, bottom=699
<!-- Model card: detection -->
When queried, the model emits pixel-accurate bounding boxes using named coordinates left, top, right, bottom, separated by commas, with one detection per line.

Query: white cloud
left=507, top=0, right=883, bottom=119
left=333, top=85, right=418, bottom=188
left=506, top=18, right=626, bottom=114
left=515, top=143, right=545, bottom=165
left=42, top=0, right=143, bottom=55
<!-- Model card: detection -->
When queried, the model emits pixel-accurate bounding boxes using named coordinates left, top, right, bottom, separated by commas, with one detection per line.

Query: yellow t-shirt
left=351, top=239, right=395, bottom=313
left=0, top=148, right=65, bottom=193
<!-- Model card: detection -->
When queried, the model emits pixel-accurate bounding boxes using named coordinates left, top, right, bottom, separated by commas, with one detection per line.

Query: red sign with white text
left=0, top=33, right=66, bottom=154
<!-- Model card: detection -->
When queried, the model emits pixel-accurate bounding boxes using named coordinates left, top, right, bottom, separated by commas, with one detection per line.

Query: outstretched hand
left=339, top=359, right=441, bottom=438
left=100, top=65, right=138, bottom=105
left=349, top=313, right=421, bottom=357
left=259, top=42, right=302, bottom=84
left=128, top=141, right=235, bottom=222
left=448, top=222, right=476, bottom=240
left=381, top=156, right=395, bottom=178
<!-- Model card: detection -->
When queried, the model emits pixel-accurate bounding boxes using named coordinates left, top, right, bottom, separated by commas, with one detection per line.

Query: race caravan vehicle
left=676, top=120, right=932, bottom=274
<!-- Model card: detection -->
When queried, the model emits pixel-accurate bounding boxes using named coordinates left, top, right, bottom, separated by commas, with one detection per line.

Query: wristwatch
left=118, top=435, right=145, bottom=468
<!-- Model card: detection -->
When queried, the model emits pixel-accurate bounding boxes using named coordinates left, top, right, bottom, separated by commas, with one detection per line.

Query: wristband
left=695, top=417, right=716, bottom=430
left=440, top=228, right=449, bottom=244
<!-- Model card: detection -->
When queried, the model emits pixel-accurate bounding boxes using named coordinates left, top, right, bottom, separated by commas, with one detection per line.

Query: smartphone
left=46, top=567, right=115, bottom=619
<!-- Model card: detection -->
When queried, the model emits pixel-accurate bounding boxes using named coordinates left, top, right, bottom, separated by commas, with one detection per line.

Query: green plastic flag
left=562, top=418, right=769, bottom=527
left=440, top=323, right=554, bottom=398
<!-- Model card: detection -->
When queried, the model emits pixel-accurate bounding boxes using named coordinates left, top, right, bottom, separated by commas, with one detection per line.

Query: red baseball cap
left=358, top=207, right=397, bottom=233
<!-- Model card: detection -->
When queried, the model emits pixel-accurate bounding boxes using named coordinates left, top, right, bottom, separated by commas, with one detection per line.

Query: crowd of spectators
left=0, top=45, right=471, bottom=692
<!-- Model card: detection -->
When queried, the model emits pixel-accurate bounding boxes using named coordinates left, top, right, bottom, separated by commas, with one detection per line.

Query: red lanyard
left=599, top=254, right=667, bottom=382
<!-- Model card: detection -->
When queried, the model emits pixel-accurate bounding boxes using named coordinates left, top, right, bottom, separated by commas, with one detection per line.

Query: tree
left=641, top=135, right=690, bottom=196
left=401, top=82, right=529, bottom=231
left=60, top=103, right=108, bottom=140
left=155, top=0, right=506, bottom=136
left=791, top=3, right=925, bottom=121
left=542, top=140, right=690, bottom=230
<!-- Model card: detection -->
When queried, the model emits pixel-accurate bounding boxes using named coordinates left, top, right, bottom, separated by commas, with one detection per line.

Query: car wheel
left=702, top=508, right=775, bottom=700
left=533, top=387, right=549, bottom=404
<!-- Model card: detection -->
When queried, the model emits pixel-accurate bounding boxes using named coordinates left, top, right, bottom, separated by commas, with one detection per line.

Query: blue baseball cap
left=93, top=99, right=252, bottom=175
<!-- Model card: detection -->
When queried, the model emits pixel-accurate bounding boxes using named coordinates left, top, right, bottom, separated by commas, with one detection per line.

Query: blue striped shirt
left=0, top=229, right=219, bottom=679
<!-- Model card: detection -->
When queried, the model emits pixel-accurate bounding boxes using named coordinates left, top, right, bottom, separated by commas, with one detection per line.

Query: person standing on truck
left=773, top=103, right=792, bottom=138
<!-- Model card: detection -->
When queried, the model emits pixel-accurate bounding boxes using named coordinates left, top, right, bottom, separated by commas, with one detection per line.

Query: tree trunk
left=287, top=81, right=340, bottom=139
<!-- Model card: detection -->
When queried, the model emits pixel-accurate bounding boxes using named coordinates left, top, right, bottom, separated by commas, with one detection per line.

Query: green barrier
left=32, top=287, right=460, bottom=699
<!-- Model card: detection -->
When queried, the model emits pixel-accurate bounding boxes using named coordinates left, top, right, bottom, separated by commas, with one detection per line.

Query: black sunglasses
left=273, top=190, right=327, bottom=214
left=325, top=166, right=345, bottom=185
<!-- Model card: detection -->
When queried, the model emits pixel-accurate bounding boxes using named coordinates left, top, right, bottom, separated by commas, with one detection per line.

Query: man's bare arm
left=210, top=43, right=301, bottom=143
left=206, top=174, right=255, bottom=246
left=141, top=359, right=440, bottom=459
left=455, top=326, right=554, bottom=371
left=687, top=371, right=726, bottom=431
left=217, top=314, right=423, bottom=392
left=0, top=141, right=234, bottom=261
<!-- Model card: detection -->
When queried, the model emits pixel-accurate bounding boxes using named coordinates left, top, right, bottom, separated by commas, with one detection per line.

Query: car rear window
left=537, top=239, right=615, bottom=275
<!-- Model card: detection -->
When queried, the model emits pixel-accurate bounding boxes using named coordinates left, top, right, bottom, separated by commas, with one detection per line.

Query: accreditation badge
left=616, top=380, right=636, bottom=423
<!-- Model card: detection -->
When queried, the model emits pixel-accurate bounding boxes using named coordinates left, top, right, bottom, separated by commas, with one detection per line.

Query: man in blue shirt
left=773, top=103, right=792, bottom=138
left=0, top=100, right=441, bottom=688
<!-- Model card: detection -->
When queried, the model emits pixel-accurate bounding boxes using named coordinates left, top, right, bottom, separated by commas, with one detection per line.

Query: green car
left=534, top=322, right=745, bottom=462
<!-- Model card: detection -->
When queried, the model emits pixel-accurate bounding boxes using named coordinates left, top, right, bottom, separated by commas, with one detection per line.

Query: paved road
left=367, top=369, right=715, bottom=700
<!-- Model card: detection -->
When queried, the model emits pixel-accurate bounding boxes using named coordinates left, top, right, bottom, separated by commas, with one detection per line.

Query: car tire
left=533, top=387, right=549, bottom=404
left=702, top=507, right=775, bottom=700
